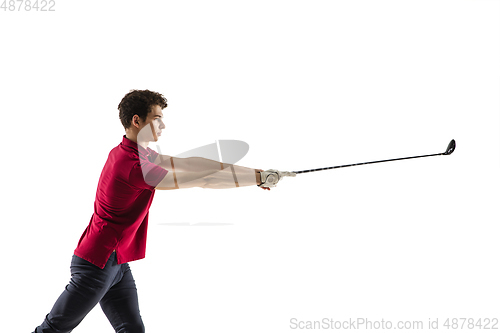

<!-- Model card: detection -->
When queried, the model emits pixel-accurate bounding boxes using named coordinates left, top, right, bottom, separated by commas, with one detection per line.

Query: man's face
left=137, top=105, right=165, bottom=143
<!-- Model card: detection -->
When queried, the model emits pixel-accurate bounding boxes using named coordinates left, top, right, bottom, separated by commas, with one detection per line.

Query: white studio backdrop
left=0, top=0, right=499, bottom=332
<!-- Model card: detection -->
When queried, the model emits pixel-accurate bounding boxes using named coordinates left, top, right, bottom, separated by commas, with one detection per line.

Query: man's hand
left=257, top=169, right=271, bottom=190
left=258, top=169, right=296, bottom=189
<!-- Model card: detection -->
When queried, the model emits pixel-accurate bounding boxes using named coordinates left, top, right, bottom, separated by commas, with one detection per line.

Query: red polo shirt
left=74, top=135, right=169, bottom=269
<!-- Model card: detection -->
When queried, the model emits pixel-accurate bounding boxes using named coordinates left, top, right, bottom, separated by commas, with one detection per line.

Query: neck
left=125, top=131, right=149, bottom=150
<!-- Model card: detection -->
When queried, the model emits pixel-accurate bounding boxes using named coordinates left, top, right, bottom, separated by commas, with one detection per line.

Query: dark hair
left=118, top=89, right=168, bottom=129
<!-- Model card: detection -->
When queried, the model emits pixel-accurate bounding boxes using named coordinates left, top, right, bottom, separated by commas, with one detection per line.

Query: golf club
left=292, top=139, right=456, bottom=174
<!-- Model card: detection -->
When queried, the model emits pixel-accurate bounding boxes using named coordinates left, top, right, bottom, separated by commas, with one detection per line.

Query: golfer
left=33, top=89, right=272, bottom=333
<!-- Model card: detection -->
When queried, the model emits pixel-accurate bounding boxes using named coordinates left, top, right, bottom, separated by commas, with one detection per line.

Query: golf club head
left=443, top=139, right=456, bottom=155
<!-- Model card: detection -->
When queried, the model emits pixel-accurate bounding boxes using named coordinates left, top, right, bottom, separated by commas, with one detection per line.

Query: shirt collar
left=121, top=135, right=151, bottom=159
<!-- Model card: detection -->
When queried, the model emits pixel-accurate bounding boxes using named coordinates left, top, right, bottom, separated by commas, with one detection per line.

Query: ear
left=132, top=114, right=141, bottom=128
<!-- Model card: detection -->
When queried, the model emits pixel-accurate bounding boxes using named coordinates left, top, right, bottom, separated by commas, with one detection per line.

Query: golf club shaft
left=292, top=140, right=455, bottom=174
left=293, top=152, right=443, bottom=174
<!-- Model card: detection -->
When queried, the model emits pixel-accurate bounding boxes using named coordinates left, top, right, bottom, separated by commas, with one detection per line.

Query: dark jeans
left=33, top=252, right=145, bottom=333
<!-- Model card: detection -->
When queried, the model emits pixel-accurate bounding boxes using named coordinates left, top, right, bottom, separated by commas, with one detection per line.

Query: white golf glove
left=258, top=169, right=296, bottom=188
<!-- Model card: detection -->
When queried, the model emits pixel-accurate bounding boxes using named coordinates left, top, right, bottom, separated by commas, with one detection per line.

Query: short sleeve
left=146, top=148, right=159, bottom=163
left=129, top=159, right=168, bottom=190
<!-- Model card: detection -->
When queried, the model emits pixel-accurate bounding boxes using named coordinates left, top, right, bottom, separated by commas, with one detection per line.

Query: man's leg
left=33, top=254, right=122, bottom=333
left=99, top=263, right=145, bottom=333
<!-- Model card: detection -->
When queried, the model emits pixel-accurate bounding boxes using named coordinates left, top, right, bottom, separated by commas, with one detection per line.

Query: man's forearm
left=156, top=155, right=261, bottom=189
left=185, top=157, right=261, bottom=189
left=154, top=155, right=263, bottom=190
left=202, top=162, right=261, bottom=189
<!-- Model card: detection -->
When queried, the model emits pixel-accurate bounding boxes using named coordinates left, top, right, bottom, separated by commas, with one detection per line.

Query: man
left=33, top=89, right=280, bottom=333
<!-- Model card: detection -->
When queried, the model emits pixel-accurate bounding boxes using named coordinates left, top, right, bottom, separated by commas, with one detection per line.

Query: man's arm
left=153, top=155, right=263, bottom=190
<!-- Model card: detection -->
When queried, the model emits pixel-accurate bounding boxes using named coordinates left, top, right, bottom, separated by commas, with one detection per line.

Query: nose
left=159, top=119, right=165, bottom=130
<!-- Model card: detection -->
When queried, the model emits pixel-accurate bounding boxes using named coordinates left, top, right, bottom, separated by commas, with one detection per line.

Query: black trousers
left=33, top=252, right=145, bottom=333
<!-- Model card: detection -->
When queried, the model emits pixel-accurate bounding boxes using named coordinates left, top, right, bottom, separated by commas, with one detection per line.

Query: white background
left=1, top=0, right=499, bottom=332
